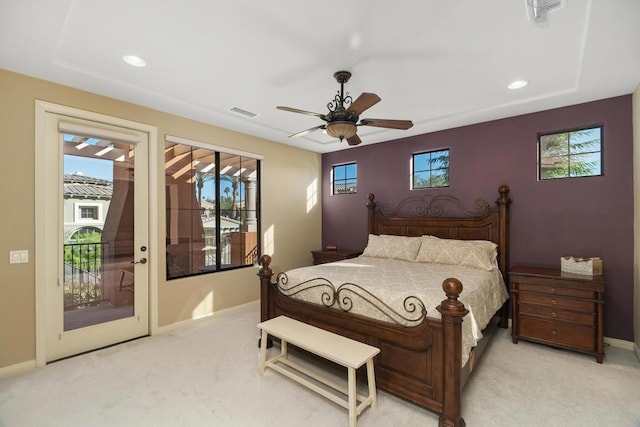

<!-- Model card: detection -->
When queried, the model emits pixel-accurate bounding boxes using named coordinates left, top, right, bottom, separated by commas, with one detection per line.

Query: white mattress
left=278, top=256, right=509, bottom=365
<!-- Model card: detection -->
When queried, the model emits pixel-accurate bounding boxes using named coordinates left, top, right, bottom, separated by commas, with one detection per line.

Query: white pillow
left=415, top=235, right=497, bottom=270
left=361, top=234, right=422, bottom=262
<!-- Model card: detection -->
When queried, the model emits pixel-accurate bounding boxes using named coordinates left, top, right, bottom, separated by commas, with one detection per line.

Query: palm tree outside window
left=165, top=140, right=261, bottom=280
left=412, top=149, right=450, bottom=189
left=538, top=126, right=603, bottom=180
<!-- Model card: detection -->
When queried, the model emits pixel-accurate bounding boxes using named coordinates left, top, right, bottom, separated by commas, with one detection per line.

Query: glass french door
left=41, top=113, right=149, bottom=362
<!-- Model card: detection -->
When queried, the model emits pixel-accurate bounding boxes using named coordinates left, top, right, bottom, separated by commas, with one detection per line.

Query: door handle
left=131, top=258, right=147, bottom=265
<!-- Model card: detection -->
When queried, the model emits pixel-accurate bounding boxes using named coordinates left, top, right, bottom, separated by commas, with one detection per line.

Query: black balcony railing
left=63, top=242, right=108, bottom=310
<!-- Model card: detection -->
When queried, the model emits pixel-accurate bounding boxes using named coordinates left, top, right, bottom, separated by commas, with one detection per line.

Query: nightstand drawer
left=518, top=283, right=594, bottom=299
left=519, top=293, right=594, bottom=312
left=519, top=317, right=595, bottom=351
left=519, top=303, right=595, bottom=326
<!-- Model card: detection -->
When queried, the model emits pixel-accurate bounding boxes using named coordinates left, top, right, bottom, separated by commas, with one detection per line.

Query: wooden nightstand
left=311, top=249, right=361, bottom=265
left=509, top=266, right=605, bottom=363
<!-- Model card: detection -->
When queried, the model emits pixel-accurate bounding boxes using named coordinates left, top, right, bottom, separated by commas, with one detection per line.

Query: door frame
left=34, top=100, right=159, bottom=366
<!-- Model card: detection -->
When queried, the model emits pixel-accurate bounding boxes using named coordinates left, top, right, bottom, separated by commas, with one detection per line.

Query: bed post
left=495, top=185, right=511, bottom=278
left=496, top=185, right=511, bottom=328
left=257, top=255, right=273, bottom=322
left=366, top=193, right=377, bottom=234
left=437, top=278, right=469, bottom=427
left=257, top=255, right=274, bottom=348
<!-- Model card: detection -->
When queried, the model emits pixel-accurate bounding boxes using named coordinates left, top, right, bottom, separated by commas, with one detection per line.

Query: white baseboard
left=154, top=311, right=215, bottom=335
left=154, top=300, right=259, bottom=335
left=0, top=359, right=36, bottom=379
left=604, top=336, right=635, bottom=350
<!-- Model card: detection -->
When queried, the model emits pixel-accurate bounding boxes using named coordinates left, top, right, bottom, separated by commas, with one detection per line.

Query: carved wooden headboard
left=366, top=185, right=511, bottom=276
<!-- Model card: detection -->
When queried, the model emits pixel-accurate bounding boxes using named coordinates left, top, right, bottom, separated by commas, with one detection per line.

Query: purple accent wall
left=322, top=95, right=634, bottom=341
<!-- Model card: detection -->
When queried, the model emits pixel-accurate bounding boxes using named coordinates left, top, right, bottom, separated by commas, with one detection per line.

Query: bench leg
left=258, top=330, right=268, bottom=375
left=257, top=336, right=273, bottom=349
left=366, top=359, right=377, bottom=409
left=348, top=367, right=356, bottom=427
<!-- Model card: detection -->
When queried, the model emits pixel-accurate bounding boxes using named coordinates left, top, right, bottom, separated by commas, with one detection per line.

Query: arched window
left=69, top=226, right=102, bottom=242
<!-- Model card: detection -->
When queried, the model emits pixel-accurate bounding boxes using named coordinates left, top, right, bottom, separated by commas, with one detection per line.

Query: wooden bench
left=258, top=316, right=380, bottom=427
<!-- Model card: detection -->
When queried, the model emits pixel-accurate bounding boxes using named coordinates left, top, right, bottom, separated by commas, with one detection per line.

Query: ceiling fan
left=277, top=70, right=413, bottom=146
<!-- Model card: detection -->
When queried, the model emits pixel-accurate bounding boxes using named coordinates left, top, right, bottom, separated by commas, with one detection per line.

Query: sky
left=64, top=155, right=113, bottom=181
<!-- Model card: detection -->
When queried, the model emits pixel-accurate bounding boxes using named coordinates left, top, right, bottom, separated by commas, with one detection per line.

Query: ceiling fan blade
left=359, top=118, right=414, bottom=130
left=346, top=93, right=381, bottom=116
left=277, top=106, right=328, bottom=121
left=288, top=124, right=326, bottom=138
left=346, top=134, right=362, bottom=146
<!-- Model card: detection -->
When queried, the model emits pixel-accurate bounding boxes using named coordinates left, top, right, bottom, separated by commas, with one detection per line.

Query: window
left=332, top=163, right=357, bottom=195
left=74, top=202, right=102, bottom=223
left=165, top=137, right=261, bottom=280
left=412, top=149, right=450, bottom=189
left=80, top=206, right=98, bottom=219
left=68, top=226, right=102, bottom=242
left=538, top=126, right=603, bottom=180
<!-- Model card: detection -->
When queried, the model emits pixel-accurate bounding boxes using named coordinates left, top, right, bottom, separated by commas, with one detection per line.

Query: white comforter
left=279, top=256, right=509, bottom=365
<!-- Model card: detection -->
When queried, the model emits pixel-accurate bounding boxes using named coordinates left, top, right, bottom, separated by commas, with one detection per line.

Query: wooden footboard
left=258, top=255, right=469, bottom=427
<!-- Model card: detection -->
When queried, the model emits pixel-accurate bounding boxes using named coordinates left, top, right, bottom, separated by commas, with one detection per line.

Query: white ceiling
left=1, top=1, right=639, bottom=153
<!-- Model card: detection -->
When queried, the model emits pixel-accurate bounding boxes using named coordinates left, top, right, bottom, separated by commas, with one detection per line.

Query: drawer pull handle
left=551, top=299, right=557, bottom=305
left=551, top=312, right=558, bottom=318
left=551, top=330, right=557, bottom=336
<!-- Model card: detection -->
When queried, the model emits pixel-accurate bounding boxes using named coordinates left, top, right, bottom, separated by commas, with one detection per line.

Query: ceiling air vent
left=229, top=106, right=258, bottom=118
left=526, top=0, right=566, bottom=23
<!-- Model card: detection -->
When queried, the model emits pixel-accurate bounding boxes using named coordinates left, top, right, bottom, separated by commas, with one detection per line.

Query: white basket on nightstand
left=560, top=256, right=603, bottom=276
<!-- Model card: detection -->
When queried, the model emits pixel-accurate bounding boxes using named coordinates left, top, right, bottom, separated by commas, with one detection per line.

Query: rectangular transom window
left=412, top=149, right=450, bottom=189
left=332, top=162, right=357, bottom=195
left=538, top=126, right=603, bottom=180
left=165, top=136, right=261, bottom=280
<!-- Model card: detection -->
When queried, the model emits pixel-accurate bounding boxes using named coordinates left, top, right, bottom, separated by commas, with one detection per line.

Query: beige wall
left=634, top=83, right=640, bottom=360
left=0, top=69, right=322, bottom=369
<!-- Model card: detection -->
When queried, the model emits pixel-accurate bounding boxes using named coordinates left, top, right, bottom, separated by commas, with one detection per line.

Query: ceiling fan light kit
left=326, top=121, right=357, bottom=140
left=277, top=70, right=413, bottom=146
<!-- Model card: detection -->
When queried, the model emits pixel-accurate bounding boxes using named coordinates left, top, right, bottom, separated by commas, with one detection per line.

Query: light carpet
left=1, top=301, right=639, bottom=427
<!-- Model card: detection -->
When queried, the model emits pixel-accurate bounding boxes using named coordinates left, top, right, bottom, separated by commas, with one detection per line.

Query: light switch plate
left=9, top=250, right=28, bottom=264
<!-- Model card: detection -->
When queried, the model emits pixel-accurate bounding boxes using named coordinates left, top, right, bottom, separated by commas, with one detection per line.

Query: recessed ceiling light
left=508, top=79, right=528, bottom=90
left=122, top=55, right=146, bottom=67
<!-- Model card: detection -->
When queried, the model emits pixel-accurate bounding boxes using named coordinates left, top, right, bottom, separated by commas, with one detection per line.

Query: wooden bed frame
left=258, top=186, right=511, bottom=427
